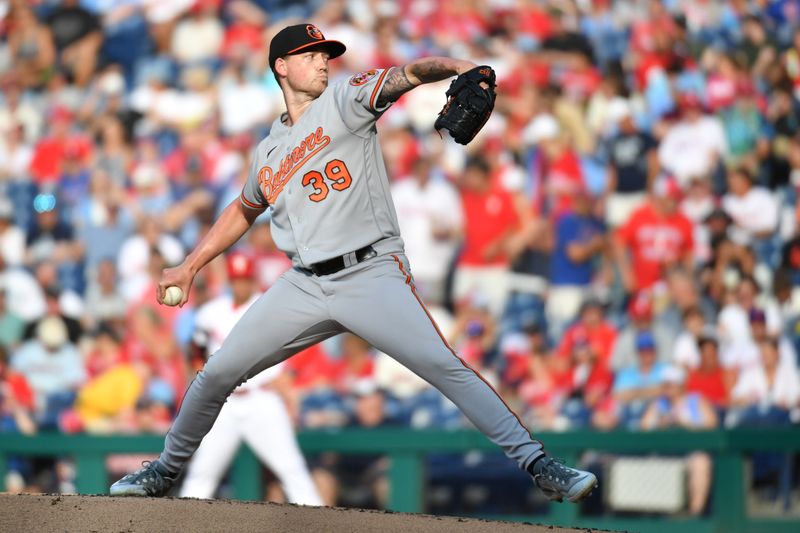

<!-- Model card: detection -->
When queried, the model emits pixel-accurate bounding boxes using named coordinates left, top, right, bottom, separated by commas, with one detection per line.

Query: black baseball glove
left=434, top=65, right=496, bottom=145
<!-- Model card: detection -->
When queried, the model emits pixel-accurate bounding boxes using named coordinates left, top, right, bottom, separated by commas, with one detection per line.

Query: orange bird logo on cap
left=307, top=25, right=323, bottom=40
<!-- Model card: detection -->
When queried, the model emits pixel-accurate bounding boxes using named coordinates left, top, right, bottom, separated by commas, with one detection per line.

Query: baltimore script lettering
left=257, top=127, right=331, bottom=204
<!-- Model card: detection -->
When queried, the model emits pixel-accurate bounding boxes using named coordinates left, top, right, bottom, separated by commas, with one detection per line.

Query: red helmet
left=226, top=252, right=255, bottom=280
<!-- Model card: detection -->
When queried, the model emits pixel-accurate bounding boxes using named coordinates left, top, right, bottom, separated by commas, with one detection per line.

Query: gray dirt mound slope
left=0, top=494, right=609, bottom=533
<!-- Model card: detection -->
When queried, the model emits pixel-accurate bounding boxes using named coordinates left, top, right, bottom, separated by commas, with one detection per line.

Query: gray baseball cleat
left=110, top=460, right=175, bottom=497
left=528, top=456, right=598, bottom=503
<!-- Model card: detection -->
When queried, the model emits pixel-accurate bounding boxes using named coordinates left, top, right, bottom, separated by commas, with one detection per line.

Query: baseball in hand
left=163, top=286, right=183, bottom=306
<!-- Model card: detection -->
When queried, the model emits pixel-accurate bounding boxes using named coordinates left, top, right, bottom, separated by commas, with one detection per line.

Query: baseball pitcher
left=111, top=23, right=597, bottom=504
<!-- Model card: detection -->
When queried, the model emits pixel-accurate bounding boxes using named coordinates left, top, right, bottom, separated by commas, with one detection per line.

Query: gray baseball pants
left=159, top=252, right=545, bottom=474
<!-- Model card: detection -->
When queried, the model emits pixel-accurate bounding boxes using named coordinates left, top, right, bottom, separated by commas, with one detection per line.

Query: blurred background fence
left=1, top=428, right=799, bottom=533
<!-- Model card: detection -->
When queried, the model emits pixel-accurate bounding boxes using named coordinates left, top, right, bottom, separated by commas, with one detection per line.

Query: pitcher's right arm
left=158, top=199, right=265, bottom=306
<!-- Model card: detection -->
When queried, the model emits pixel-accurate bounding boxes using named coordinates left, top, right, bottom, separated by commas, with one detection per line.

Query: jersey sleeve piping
left=240, top=191, right=268, bottom=210
left=369, top=68, right=392, bottom=112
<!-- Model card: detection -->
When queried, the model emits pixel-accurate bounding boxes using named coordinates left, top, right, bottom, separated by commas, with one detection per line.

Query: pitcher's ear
left=274, top=57, right=288, bottom=77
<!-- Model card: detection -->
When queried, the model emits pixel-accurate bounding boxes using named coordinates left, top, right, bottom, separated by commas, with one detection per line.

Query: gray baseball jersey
left=240, top=68, right=404, bottom=267
left=158, top=67, right=544, bottom=477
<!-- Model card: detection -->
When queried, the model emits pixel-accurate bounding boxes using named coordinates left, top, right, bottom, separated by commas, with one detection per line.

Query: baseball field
left=0, top=494, right=604, bottom=533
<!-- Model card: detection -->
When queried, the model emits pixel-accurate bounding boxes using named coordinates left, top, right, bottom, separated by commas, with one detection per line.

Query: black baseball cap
left=269, top=23, right=346, bottom=72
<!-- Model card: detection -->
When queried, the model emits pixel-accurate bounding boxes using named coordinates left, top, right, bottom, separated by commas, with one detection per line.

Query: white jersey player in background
left=179, top=252, right=322, bottom=505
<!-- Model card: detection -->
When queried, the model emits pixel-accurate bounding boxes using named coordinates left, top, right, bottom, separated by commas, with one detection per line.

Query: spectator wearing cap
left=191, top=251, right=259, bottom=355
left=22, top=270, right=84, bottom=346
left=392, top=154, right=464, bottom=307
left=555, top=298, right=617, bottom=371
left=28, top=106, right=92, bottom=184
left=614, top=174, right=694, bottom=293
left=56, top=137, right=93, bottom=218
left=454, top=156, right=521, bottom=317
left=657, top=93, right=728, bottom=188
left=724, top=307, right=798, bottom=372
left=522, top=113, right=586, bottom=219
left=498, top=321, right=548, bottom=390
left=640, top=364, right=717, bottom=515
left=450, top=293, right=497, bottom=370
left=25, top=194, right=85, bottom=293
left=686, top=333, right=732, bottom=409
left=546, top=189, right=607, bottom=340
left=11, top=316, right=86, bottom=426
left=612, top=330, right=670, bottom=429
left=610, top=291, right=674, bottom=372
left=603, top=98, right=659, bottom=228
left=722, top=166, right=780, bottom=268
left=0, top=198, right=25, bottom=267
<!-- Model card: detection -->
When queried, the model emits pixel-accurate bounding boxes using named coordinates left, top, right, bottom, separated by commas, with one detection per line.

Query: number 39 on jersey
left=301, top=159, right=353, bottom=202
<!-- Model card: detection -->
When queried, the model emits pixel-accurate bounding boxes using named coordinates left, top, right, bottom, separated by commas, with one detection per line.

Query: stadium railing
left=0, top=429, right=798, bottom=533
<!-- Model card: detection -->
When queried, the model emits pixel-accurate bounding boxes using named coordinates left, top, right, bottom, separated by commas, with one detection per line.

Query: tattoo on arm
left=407, top=58, right=459, bottom=84
left=375, top=58, right=462, bottom=107
left=375, top=66, right=415, bottom=108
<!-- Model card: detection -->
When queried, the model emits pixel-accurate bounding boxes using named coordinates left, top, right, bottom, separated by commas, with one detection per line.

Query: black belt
left=307, top=245, right=377, bottom=276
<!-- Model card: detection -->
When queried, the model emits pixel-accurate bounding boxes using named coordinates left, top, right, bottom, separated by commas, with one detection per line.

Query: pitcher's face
left=279, top=49, right=331, bottom=97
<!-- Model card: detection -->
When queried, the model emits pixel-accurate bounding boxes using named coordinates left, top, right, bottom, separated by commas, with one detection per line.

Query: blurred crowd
left=1, top=0, right=800, bottom=509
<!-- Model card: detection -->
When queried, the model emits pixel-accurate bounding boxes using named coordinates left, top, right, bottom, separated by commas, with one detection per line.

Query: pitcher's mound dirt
left=0, top=494, right=606, bottom=532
